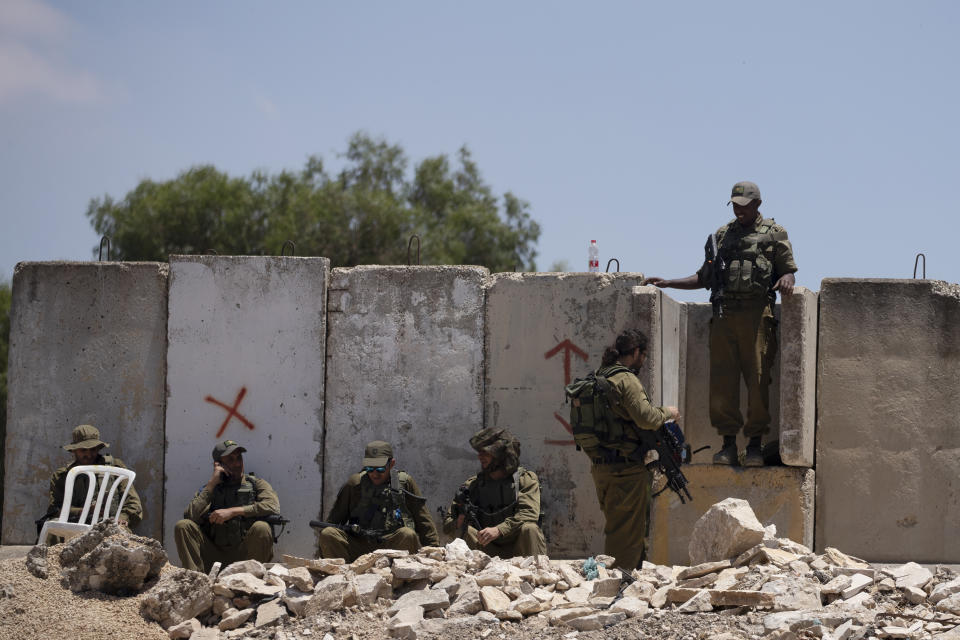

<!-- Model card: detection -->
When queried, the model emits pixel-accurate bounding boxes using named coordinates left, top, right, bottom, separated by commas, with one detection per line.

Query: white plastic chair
left=39, top=464, right=136, bottom=543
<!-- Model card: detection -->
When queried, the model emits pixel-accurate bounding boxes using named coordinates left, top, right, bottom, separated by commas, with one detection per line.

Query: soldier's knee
left=519, top=523, right=540, bottom=537
left=392, top=527, right=418, bottom=543
left=246, top=520, right=273, bottom=542
left=174, top=519, right=200, bottom=536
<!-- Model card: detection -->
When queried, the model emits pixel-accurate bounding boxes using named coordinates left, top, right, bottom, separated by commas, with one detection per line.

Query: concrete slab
left=2, top=262, right=168, bottom=545
left=485, top=274, right=681, bottom=558
left=164, top=256, right=329, bottom=564
left=648, top=464, right=815, bottom=566
left=679, top=303, right=783, bottom=461
left=816, top=278, right=960, bottom=563
left=778, top=287, right=818, bottom=467
left=322, top=266, right=488, bottom=541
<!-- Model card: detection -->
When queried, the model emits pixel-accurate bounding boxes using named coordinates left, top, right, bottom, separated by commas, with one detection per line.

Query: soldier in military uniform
left=318, top=441, right=438, bottom=561
left=442, top=428, right=546, bottom=558
left=643, top=181, right=797, bottom=466
left=174, top=439, right=280, bottom=572
left=43, top=424, right=143, bottom=542
left=588, top=329, right=680, bottom=570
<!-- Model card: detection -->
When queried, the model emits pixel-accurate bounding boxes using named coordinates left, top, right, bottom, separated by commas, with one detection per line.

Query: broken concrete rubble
left=18, top=499, right=960, bottom=640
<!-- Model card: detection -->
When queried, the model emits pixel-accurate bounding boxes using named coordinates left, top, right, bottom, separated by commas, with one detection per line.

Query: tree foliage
left=86, top=133, right=541, bottom=271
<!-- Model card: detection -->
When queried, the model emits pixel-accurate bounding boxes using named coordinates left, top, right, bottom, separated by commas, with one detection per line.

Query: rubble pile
left=4, top=499, right=959, bottom=640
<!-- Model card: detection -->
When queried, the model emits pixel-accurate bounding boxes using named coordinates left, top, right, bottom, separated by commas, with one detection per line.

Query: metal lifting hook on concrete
left=408, top=235, right=421, bottom=265
left=913, top=253, right=926, bottom=279
left=98, top=236, right=111, bottom=261
left=605, top=258, right=620, bottom=273
left=281, top=240, right=296, bottom=257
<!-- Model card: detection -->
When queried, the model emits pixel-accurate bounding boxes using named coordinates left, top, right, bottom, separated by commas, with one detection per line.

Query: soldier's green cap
left=63, top=424, right=109, bottom=451
left=212, top=439, right=247, bottom=461
left=363, top=441, right=393, bottom=467
left=728, top=181, right=761, bottom=206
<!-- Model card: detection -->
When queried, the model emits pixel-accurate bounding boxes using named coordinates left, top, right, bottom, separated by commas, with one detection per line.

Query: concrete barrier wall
left=816, top=279, right=960, bottom=562
left=2, top=262, right=168, bottom=544
left=164, top=256, right=329, bottom=563
left=485, top=274, right=682, bottom=558
left=778, top=287, right=818, bottom=467
left=649, top=465, right=815, bottom=566
left=322, top=266, right=488, bottom=541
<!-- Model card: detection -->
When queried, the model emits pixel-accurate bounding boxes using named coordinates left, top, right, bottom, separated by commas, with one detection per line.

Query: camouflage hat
left=212, top=439, right=247, bottom=461
left=63, top=424, right=109, bottom=451
left=363, top=441, right=393, bottom=467
left=469, top=428, right=520, bottom=475
left=728, top=181, right=761, bottom=206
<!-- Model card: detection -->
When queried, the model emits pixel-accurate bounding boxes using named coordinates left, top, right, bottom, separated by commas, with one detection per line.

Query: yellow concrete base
left=648, top=464, right=814, bottom=566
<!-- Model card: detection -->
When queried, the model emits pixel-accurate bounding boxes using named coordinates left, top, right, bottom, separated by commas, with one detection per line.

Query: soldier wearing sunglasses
left=317, top=440, right=438, bottom=561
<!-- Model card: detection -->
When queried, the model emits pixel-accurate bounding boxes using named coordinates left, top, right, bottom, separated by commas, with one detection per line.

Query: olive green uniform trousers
left=461, top=522, right=546, bottom=558
left=317, top=525, right=420, bottom=562
left=590, top=462, right=651, bottom=571
left=709, top=299, right=778, bottom=438
left=174, top=519, right=274, bottom=573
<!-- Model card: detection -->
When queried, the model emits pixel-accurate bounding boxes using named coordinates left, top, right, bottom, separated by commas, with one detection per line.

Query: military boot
left=742, top=437, right=764, bottom=467
left=712, top=436, right=738, bottom=465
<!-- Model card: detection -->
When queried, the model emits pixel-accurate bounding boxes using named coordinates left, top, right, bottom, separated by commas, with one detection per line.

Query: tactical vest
left=566, top=365, right=642, bottom=460
left=61, top=454, right=118, bottom=512
left=717, top=218, right=787, bottom=300
left=207, top=473, right=259, bottom=548
left=468, top=469, right=522, bottom=529
left=350, top=469, right=416, bottom=534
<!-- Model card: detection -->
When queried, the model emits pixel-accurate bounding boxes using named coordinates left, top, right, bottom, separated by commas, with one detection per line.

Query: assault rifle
left=634, top=421, right=694, bottom=504
left=705, top=232, right=726, bottom=318
left=445, top=484, right=480, bottom=538
left=309, top=519, right=383, bottom=542
left=203, top=512, right=290, bottom=543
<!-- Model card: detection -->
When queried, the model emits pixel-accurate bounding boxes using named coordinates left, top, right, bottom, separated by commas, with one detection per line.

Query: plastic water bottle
left=588, top=240, right=600, bottom=272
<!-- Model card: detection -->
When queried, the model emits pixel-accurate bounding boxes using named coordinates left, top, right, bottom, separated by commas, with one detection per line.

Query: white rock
left=447, top=576, right=482, bottom=616
left=840, top=573, right=873, bottom=599
left=207, top=562, right=222, bottom=581
left=688, top=498, right=766, bottom=565
left=563, top=585, right=591, bottom=604
left=219, top=560, right=266, bottom=579
left=167, top=618, right=201, bottom=639
left=218, top=572, right=283, bottom=597
left=821, top=574, right=852, bottom=596
left=930, top=576, right=960, bottom=603
left=355, top=573, right=389, bottom=607
left=282, top=566, right=314, bottom=592
left=936, top=592, right=960, bottom=615
left=610, top=596, right=649, bottom=618
left=218, top=607, right=254, bottom=630
left=509, top=594, right=542, bottom=615
left=890, top=562, right=933, bottom=590
left=676, top=589, right=713, bottom=612
left=622, top=580, right=655, bottom=601
left=547, top=606, right=594, bottom=626
left=444, top=538, right=471, bottom=563
left=902, top=585, right=927, bottom=604
left=305, top=574, right=356, bottom=615
left=281, top=588, right=312, bottom=617
left=480, top=586, right=512, bottom=613
left=554, top=563, right=583, bottom=588
left=387, top=604, right=424, bottom=640
left=392, top=557, right=432, bottom=580
left=591, top=576, right=621, bottom=598
left=254, top=599, right=288, bottom=629
left=762, top=577, right=821, bottom=611
left=387, top=588, right=450, bottom=615
left=565, top=612, right=626, bottom=631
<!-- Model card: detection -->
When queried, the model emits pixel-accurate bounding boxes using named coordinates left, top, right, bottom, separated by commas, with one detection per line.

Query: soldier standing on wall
left=174, top=439, right=281, bottom=572
left=643, top=181, right=798, bottom=467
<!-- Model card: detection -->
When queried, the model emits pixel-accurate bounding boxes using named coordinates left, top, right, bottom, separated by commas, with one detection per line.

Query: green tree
left=87, top=133, right=541, bottom=271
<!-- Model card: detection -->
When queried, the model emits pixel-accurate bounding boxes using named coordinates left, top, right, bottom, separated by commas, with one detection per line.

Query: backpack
left=564, top=365, right=632, bottom=460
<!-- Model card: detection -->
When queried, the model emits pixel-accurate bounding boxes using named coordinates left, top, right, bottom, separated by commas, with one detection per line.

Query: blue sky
left=1, top=1, right=957, bottom=302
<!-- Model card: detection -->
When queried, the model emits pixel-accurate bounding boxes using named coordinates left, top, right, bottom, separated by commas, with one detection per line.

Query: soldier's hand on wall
left=642, top=277, right=666, bottom=287
left=774, top=273, right=796, bottom=296
left=477, top=526, right=501, bottom=546
left=665, top=406, right=680, bottom=422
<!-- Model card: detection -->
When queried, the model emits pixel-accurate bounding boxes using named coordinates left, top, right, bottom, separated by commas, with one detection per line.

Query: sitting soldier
left=317, top=441, right=438, bottom=561
left=174, top=439, right=280, bottom=572
left=42, top=424, right=143, bottom=543
left=443, top=428, right=546, bottom=558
